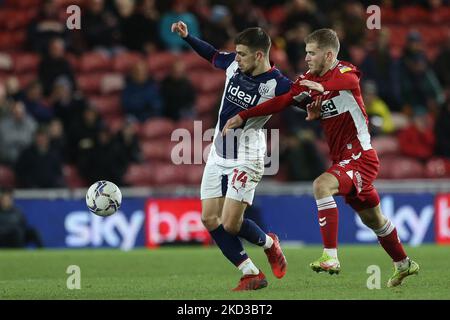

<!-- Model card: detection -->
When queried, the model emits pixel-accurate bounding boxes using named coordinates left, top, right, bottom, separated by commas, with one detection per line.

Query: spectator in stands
left=0, top=83, right=10, bottom=119
left=434, top=100, right=450, bottom=159
left=200, top=5, right=236, bottom=50
left=360, top=29, right=402, bottom=111
left=398, top=115, right=435, bottom=161
left=121, top=60, right=162, bottom=121
left=81, top=125, right=132, bottom=186
left=433, top=32, right=450, bottom=94
left=285, top=22, right=311, bottom=73
left=284, top=0, right=326, bottom=33
left=81, top=0, right=121, bottom=52
left=115, top=116, right=142, bottom=166
left=0, top=188, right=43, bottom=248
left=38, top=38, right=76, bottom=97
left=26, top=0, right=67, bottom=54
left=400, top=31, right=445, bottom=116
left=159, top=0, right=201, bottom=52
left=118, top=0, right=161, bottom=53
left=67, top=106, right=103, bottom=175
left=19, top=81, right=53, bottom=123
left=279, top=130, right=326, bottom=181
left=0, top=101, right=37, bottom=165
left=160, top=60, right=196, bottom=121
left=49, top=77, right=87, bottom=131
left=362, top=81, right=395, bottom=135
left=231, top=0, right=267, bottom=32
left=15, top=126, right=65, bottom=188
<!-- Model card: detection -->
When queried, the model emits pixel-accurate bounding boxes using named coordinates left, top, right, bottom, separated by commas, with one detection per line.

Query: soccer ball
left=86, top=180, right=122, bottom=217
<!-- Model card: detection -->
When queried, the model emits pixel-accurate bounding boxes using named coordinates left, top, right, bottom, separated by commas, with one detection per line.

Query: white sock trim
left=316, top=196, right=337, bottom=211
left=262, top=234, right=273, bottom=250
left=374, top=219, right=395, bottom=237
left=238, top=258, right=259, bottom=275
left=324, top=248, right=338, bottom=259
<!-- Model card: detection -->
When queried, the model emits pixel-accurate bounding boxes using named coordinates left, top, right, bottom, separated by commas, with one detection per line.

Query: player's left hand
left=299, top=80, right=324, bottom=93
left=222, top=114, right=243, bottom=136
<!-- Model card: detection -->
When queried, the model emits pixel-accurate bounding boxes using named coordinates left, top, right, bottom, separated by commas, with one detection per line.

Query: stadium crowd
left=0, top=0, right=449, bottom=189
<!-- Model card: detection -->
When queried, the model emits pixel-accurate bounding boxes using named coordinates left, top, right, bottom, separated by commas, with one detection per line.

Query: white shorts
left=200, top=154, right=264, bottom=205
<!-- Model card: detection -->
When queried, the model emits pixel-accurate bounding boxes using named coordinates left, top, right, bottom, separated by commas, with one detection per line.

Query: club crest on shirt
left=258, top=83, right=271, bottom=96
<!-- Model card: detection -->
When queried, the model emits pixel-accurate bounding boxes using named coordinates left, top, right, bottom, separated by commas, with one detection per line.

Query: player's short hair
left=305, top=28, right=340, bottom=54
left=234, top=27, right=271, bottom=54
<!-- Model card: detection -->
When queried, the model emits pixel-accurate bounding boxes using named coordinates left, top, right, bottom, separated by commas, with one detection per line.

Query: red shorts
left=327, top=149, right=380, bottom=212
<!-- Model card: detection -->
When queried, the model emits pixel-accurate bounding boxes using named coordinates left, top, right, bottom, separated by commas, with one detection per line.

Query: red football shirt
left=239, top=61, right=373, bottom=162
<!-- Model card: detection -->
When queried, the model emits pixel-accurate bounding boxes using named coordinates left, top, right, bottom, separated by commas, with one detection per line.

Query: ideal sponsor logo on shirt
left=226, top=84, right=258, bottom=108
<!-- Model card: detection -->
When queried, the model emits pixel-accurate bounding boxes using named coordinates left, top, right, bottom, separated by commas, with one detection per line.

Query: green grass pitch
left=0, top=244, right=449, bottom=300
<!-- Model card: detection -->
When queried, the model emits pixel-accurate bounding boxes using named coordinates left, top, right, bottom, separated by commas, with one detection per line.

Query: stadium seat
left=176, top=118, right=196, bottom=134
left=112, top=52, right=144, bottom=73
left=103, top=114, right=124, bottom=133
left=5, top=0, right=41, bottom=8
left=152, top=163, right=186, bottom=185
left=196, top=93, right=220, bottom=115
left=141, top=140, right=175, bottom=161
left=147, top=52, right=176, bottom=75
left=12, top=52, right=40, bottom=74
left=77, top=73, right=103, bottom=94
left=79, top=52, right=111, bottom=73
left=425, top=157, right=450, bottom=179
left=371, top=136, right=399, bottom=157
left=63, top=165, right=87, bottom=188
left=264, top=5, right=286, bottom=25
left=429, top=7, right=450, bottom=24
left=3, top=10, right=30, bottom=30
left=181, top=52, right=211, bottom=71
left=17, top=73, right=36, bottom=88
left=398, top=6, right=430, bottom=24
left=0, top=165, right=16, bottom=188
left=184, top=165, right=205, bottom=185
left=123, top=163, right=154, bottom=186
left=139, top=117, right=176, bottom=140
left=90, top=94, right=122, bottom=117
left=188, top=70, right=224, bottom=93
left=378, top=156, right=425, bottom=179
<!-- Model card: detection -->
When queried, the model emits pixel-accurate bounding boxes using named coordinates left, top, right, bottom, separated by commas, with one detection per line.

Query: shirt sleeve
left=321, top=70, right=360, bottom=92
left=238, top=79, right=309, bottom=120
left=183, top=34, right=236, bottom=70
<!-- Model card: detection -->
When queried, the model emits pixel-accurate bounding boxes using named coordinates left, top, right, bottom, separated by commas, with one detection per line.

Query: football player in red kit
left=222, top=28, right=419, bottom=287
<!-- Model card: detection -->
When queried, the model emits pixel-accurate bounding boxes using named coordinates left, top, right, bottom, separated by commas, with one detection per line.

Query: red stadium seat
left=371, top=136, right=399, bottom=157
left=141, top=140, right=175, bottom=161
left=181, top=52, right=211, bottom=71
left=77, top=73, right=103, bottom=94
left=152, top=163, right=186, bottom=185
left=90, top=94, right=122, bottom=117
left=196, top=93, right=219, bottom=115
left=5, top=0, right=41, bottom=8
left=112, top=52, right=144, bottom=73
left=12, top=52, right=40, bottom=73
left=378, top=156, right=425, bottom=179
left=425, top=157, right=450, bottom=179
left=63, top=165, right=87, bottom=188
left=79, top=52, right=111, bottom=72
left=139, top=117, right=176, bottom=140
left=188, top=70, right=224, bottom=93
left=17, top=73, right=36, bottom=88
left=123, top=163, right=154, bottom=186
left=103, top=114, right=124, bottom=133
left=147, top=52, right=177, bottom=74
left=184, top=165, right=205, bottom=185
left=3, top=10, right=30, bottom=30
left=0, top=165, right=16, bottom=188
left=398, top=6, right=430, bottom=24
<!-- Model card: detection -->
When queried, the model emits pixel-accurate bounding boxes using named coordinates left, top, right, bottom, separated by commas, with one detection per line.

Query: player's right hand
left=306, top=96, right=322, bottom=121
left=222, top=114, right=243, bottom=136
left=171, top=21, right=188, bottom=38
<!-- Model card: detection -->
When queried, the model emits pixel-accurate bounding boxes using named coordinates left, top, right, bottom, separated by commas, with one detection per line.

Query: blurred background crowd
left=0, top=0, right=449, bottom=190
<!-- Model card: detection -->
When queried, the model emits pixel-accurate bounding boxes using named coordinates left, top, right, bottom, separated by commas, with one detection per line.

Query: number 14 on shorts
left=231, top=169, right=248, bottom=192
